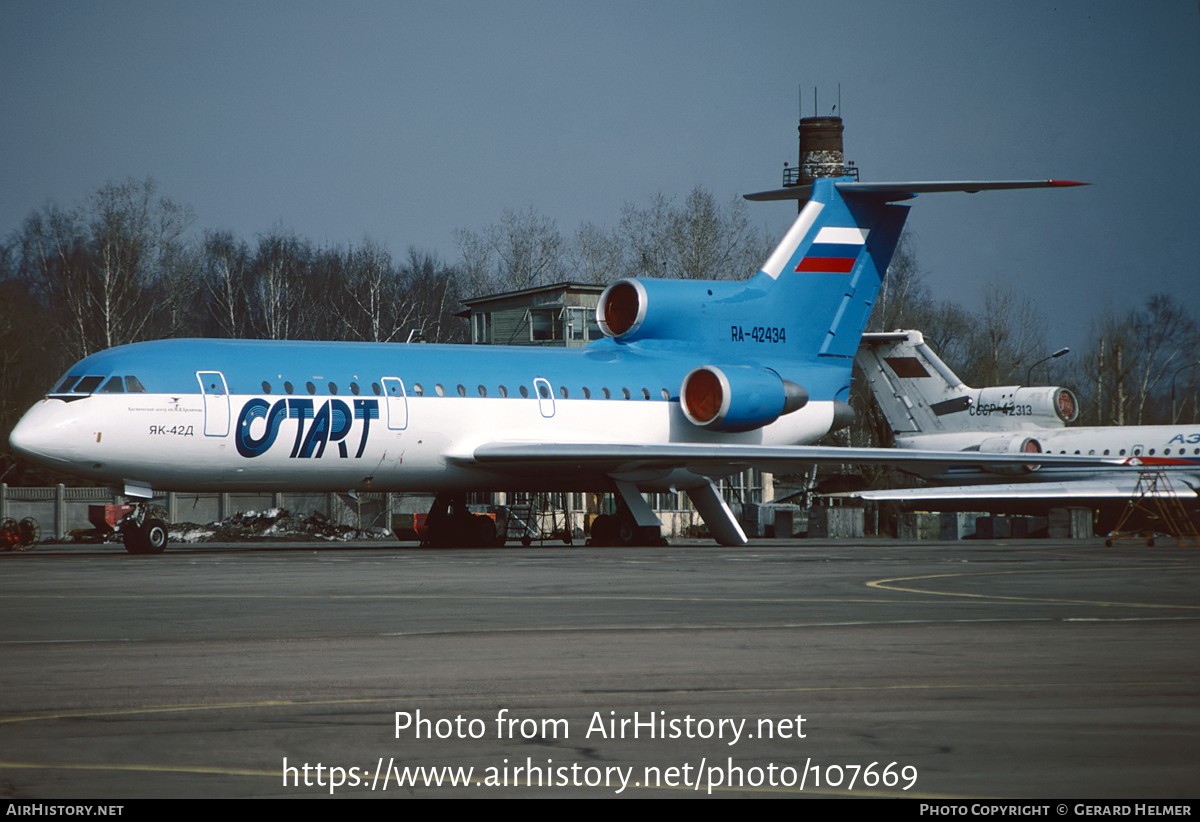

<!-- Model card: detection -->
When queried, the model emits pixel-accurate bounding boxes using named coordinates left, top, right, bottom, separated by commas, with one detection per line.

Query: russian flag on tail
left=794, top=226, right=868, bottom=273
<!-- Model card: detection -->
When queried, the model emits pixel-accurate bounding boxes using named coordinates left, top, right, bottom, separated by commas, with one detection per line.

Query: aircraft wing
left=842, top=478, right=1200, bottom=502
left=469, top=441, right=1114, bottom=476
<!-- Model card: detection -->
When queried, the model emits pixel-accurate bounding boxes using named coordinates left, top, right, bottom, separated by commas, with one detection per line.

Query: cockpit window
left=99, top=377, right=125, bottom=393
left=54, top=376, right=80, bottom=393
left=125, top=376, right=146, bottom=393
left=73, top=376, right=104, bottom=394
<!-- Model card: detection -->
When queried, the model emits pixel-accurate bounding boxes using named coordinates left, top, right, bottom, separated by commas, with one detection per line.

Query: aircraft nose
left=9, top=401, right=78, bottom=468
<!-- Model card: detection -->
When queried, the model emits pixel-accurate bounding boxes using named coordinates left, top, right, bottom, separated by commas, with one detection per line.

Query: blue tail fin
left=751, top=176, right=908, bottom=359
left=597, top=179, right=1083, bottom=377
left=746, top=177, right=1086, bottom=360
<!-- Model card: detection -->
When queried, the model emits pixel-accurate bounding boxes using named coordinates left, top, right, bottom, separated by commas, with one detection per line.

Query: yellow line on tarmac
left=3, top=679, right=1187, bottom=726
left=0, top=760, right=274, bottom=777
left=867, top=566, right=1200, bottom=610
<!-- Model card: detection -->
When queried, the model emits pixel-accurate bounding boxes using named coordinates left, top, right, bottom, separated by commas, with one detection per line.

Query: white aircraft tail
left=855, top=330, right=1079, bottom=438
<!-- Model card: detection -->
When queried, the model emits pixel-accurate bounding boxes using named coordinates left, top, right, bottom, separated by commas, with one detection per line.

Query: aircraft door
left=197, top=371, right=230, bottom=437
left=533, top=377, right=555, bottom=418
left=382, top=377, right=408, bottom=430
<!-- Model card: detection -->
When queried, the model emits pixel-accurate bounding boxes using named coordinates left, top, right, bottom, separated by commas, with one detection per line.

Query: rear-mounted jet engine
left=681, top=365, right=808, bottom=433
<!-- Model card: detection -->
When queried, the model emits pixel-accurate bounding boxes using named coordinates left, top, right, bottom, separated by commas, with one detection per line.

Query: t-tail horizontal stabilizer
left=745, top=179, right=1088, bottom=203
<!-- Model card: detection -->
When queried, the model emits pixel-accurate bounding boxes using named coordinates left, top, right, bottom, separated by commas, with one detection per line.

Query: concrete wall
left=0, top=485, right=433, bottom=540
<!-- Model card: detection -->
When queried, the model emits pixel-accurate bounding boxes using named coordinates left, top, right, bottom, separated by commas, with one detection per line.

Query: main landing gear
left=587, top=481, right=668, bottom=547
left=587, top=510, right=665, bottom=547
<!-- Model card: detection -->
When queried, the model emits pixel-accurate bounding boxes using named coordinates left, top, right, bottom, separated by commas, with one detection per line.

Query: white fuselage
left=12, top=389, right=837, bottom=494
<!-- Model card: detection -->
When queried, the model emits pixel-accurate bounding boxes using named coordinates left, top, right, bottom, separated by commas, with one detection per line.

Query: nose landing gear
left=118, top=505, right=169, bottom=554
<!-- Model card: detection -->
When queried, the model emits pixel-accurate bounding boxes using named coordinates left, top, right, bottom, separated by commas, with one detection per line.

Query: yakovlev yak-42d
left=9, top=176, right=1092, bottom=552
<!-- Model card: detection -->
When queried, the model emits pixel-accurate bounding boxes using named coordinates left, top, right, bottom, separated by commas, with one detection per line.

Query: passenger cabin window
left=284, top=381, right=294, bottom=395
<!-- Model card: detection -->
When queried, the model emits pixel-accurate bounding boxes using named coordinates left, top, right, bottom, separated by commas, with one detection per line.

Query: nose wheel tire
left=122, top=518, right=169, bottom=554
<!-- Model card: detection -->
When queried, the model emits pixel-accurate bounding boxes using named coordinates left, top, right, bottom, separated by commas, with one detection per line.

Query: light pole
left=1170, top=360, right=1200, bottom=424
left=1025, top=347, right=1070, bottom=385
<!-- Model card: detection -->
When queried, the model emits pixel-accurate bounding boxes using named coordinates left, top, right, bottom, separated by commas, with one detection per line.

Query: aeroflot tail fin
left=855, top=330, right=972, bottom=435
left=855, top=329, right=1081, bottom=437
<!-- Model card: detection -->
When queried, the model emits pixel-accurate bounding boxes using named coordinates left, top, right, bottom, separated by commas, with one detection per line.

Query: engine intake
left=596, top=277, right=746, bottom=343
left=978, top=435, right=1044, bottom=474
left=597, top=280, right=646, bottom=338
left=681, top=365, right=808, bottom=433
left=973, top=386, right=1079, bottom=424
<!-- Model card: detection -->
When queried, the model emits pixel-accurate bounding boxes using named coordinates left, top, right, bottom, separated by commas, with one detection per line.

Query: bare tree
left=248, top=230, right=309, bottom=341
left=333, top=239, right=415, bottom=343
left=615, top=186, right=770, bottom=281
left=400, top=249, right=466, bottom=343
left=13, top=178, right=195, bottom=359
left=201, top=231, right=253, bottom=338
left=617, top=192, right=674, bottom=279
left=960, top=284, right=1047, bottom=387
left=565, top=221, right=623, bottom=285
left=0, top=273, right=58, bottom=448
left=1081, top=295, right=1199, bottom=425
left=870, top=233, right=927, bottom=332
left=1127, top=294, right=1197, bottom=424
left=455, top=207, right=565, bottom=296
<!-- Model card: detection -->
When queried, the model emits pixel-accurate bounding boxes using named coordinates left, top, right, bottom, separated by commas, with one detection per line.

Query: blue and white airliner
left=9, top=177, right=1091, bottom=552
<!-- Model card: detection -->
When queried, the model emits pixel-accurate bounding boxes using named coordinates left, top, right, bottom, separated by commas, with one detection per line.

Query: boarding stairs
left=1105, top=469, right=1200, bottom=547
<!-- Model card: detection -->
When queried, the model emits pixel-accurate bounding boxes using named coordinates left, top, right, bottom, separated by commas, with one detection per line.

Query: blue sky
left=2, top=1, right=1197, bottom=349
